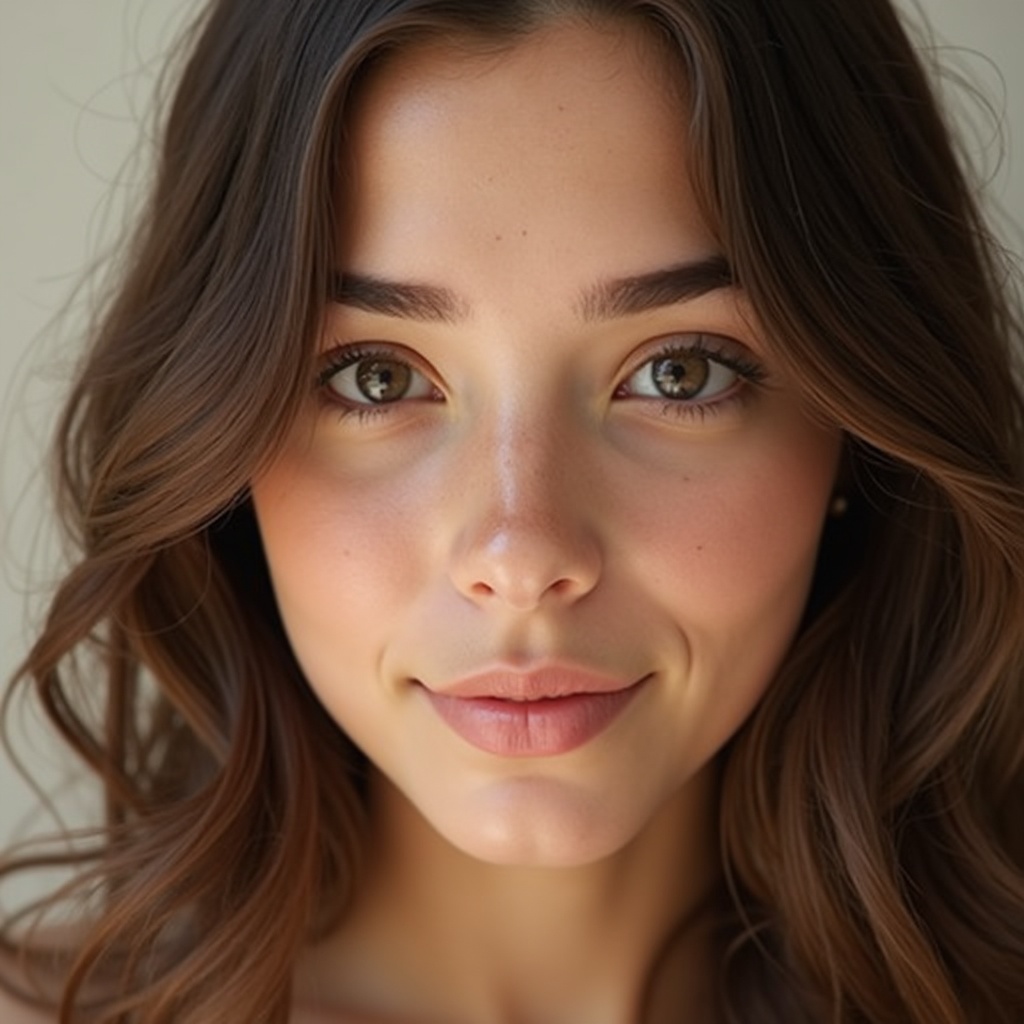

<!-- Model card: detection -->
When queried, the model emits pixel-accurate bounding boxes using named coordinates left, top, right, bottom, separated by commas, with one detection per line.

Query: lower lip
left=422, top=680, right=647, bottom=757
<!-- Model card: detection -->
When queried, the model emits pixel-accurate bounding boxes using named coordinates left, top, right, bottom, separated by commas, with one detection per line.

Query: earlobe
left=828, top=494, right=849, bottom=518
left=827, top=435, right=857, bottom=520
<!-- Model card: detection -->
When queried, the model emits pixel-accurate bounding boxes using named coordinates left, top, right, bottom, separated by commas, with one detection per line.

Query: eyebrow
left=330, top=273, right=467, bottom=323
left=578, top=255, right=734, bottom=321
left=329, top=254, right=734, bottom=325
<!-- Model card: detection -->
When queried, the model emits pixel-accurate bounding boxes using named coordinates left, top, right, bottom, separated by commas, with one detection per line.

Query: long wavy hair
left=2, top=0, right=1022, bottom=1021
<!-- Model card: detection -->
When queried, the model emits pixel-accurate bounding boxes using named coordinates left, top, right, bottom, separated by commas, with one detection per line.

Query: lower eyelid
left=659, top=386, right=748, bottom=416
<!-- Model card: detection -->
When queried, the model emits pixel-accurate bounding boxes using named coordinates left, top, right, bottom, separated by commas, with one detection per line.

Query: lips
left=420, top=666, right=648, bottom=757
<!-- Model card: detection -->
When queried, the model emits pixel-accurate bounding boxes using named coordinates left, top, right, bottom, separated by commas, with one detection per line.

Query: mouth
left=418, top=667, right=650, bottom=757
left=427, top=664, right=641, bottom=701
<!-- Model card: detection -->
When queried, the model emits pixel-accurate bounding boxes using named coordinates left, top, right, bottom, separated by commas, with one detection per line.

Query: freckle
left=494, top=233, right=503, bottom=242
left=696, top=544, right=704, bottom=552
left=520, top=229, right=528, bottom=237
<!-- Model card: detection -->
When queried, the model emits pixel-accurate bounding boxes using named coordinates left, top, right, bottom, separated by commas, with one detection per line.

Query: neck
left=297, top=766, right=723, bottom=1024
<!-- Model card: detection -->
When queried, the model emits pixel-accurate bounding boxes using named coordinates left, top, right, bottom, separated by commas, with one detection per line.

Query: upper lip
left=424, top=664, right=642, bottom=701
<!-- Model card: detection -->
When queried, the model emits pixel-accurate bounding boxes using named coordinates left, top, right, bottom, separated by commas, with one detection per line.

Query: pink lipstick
left=421, top=666, right=647, bottom=757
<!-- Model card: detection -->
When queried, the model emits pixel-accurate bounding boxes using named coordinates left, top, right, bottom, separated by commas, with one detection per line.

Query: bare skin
left=291, top=770, right=722, bottom=1023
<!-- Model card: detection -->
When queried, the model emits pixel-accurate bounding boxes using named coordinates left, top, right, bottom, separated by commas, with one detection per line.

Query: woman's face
left=251, top=20, right=841, bottom=866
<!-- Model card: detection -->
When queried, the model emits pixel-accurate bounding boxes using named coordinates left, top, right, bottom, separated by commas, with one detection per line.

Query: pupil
left=653, top=355, right=708, bottom=399
left=357, top=359, right=411, bottom=402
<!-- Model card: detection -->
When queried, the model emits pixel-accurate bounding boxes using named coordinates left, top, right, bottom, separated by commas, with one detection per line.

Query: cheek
left=634, top=419, right=835, bottom=598
left=615, top=422, right=839, bottom=776
left=250, top=450, right=426, bottom=681
left=688, top=459, right=827, bottom=603
left=624, top=417, right=839, bottom=656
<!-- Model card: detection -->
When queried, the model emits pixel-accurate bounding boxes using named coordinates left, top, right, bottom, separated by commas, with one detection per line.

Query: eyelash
left=315, top=344, right=437, bottom=423
left=315, top=335, right=768, bottom=423
left=617, top=336, right=768, bottom=422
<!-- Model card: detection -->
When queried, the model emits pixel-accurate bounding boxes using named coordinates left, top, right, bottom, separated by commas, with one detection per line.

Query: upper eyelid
left=318, top=339, right=421, bottom=361
left=620, top=332, right=764, bottom=372
left=633, top=330, right=748, bottom=354
left=315, top=331, right=766, bottom=385
left=316, top=340, right=435, bottom=379
left=319, top=331, right=752, bottom=358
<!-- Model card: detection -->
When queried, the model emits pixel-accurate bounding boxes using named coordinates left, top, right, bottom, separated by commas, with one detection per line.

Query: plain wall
left=2, top=0, right=1023, bottom=864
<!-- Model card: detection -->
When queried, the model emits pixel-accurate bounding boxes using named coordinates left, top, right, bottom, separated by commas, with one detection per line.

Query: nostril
left=448, top=511, right=603, bottom=611
left=466, top=571, right=589, bottom=612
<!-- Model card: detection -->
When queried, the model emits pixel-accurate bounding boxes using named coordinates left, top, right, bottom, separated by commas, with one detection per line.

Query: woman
left=2, top=0, right=1022, bottom=1021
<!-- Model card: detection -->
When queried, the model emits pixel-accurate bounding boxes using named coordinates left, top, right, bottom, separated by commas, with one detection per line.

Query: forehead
left=335, top=19, right=720, bottom=318
left=348, top=17, right=686, bottom=131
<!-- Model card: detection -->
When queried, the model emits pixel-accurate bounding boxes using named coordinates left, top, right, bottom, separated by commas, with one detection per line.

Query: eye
left=618, top=334, right=764, bottom=406
left=629, top=351, right=733, bottom=401
left=319, top=346, right=438, bottom=406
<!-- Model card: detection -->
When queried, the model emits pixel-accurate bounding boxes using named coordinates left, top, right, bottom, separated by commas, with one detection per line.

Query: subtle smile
left=418, top=667, right=651, bottom=757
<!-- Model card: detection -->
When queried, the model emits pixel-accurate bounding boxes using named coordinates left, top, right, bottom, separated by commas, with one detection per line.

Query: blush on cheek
left=635, top=480, right=825, bottom=605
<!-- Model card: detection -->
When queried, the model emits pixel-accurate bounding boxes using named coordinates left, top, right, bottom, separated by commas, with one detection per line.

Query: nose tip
left=450, top=518, right=602, bottom=611
left=446, top=404, right=602, bottom=612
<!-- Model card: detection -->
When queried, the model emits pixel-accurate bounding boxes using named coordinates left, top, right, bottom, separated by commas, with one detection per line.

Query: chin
left=425, top=775, right=656, bottom=868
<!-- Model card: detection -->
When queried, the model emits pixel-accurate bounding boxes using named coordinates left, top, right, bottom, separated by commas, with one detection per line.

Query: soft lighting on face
left=252, top=20, right=840, bottom=867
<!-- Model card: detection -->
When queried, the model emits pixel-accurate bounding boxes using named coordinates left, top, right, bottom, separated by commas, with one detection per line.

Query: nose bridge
left=448, top=395, right=601, bottom=610
left=492, top=400, right=562, bottom=523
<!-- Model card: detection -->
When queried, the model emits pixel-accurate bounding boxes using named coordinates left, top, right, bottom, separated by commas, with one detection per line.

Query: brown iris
left=356, top=358, right=413, bottom=402
left=650, top=353, right=710, bottom=399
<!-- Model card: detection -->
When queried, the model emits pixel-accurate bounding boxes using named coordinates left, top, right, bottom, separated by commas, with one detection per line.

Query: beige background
left=2, top=0, right=1023, bottom=858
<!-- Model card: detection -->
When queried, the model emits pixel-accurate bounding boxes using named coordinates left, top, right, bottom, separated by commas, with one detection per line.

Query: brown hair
left=2, top=0, right=1022, bottom=1021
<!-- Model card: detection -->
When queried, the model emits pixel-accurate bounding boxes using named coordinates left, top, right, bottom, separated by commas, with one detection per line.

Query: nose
left=447, top=416, right=602, bottom=611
